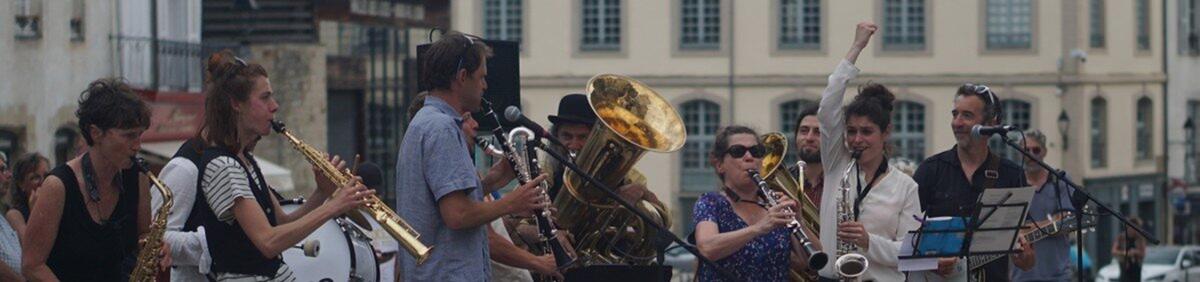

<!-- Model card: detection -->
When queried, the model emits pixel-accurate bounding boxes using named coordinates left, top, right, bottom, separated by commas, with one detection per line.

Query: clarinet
left=480, top=100, right=576, bottom=274
left=747, top=169, right=829, bottom=270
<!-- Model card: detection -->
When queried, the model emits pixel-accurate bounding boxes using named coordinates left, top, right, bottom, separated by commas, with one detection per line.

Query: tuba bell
left=553, top=74, right=686, bottom=265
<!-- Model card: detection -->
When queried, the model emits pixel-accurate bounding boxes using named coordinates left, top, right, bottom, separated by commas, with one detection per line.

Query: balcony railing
left=113, top=36, right=204, bottom=92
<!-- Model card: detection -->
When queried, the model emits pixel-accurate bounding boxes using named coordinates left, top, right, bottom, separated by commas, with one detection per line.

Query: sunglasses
left=454, top=35, right=477, bottom=72
left=1024, top=146, right=1043, bottom=155
left=963, top=83, right=998, bottom=105
left=725, top=144, right=766, bottom=158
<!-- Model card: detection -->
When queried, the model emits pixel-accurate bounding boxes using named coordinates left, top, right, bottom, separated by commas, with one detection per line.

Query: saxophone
left=834, top=154, right=868, bottom=281
left=269, top=120, right=433, bottom=264
left=129, top=157, right=171, bottom=282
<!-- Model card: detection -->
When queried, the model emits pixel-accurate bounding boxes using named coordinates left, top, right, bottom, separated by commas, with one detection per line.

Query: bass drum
left=280, top=201, right=380, bottom=282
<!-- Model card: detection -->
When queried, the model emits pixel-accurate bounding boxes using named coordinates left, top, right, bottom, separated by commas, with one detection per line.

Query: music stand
left=900, top=186, right=1035, bottom=282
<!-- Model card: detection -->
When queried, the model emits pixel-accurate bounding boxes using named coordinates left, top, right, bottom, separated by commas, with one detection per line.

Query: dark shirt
left=912, top=146, right=1027, bottom=282
left=46, top=164, right=141, bottom=281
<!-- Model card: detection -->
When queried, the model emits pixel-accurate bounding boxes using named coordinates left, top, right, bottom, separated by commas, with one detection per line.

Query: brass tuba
left=760, top=133, right=824, bottom=281
left=553, top=74, right=686, bottom=265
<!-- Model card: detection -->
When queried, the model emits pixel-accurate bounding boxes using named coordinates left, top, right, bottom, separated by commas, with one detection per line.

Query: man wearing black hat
left=541, top=93, right=655, bottom=204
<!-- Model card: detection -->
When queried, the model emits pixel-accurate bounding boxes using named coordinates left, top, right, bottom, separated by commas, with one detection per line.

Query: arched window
left=779, top=99, right=815, bottom=164
left=679, top=99, right=720, bottom=234
left=0, top=130, right=19, bottom=162
left=989, top=99, right=1032, bottom=161
left=54, top=127, right=80, bottom=165
left=1135, top=97, right=1153, bottom=160
left=890, top=101, right=926, bottom=162
left=1091, top=97, right=1108, bottom=168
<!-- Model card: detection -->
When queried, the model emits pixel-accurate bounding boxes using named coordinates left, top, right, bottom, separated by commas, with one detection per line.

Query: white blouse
left=815, top=59, right=924, bottom=282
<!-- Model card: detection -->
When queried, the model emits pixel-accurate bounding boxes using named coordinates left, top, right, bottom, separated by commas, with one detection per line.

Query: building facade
left=1, top=0, right=116, bottom=164
left=452, top=0, right=1168, bottom=265
left=1167, top=0, right=1200, bottom=246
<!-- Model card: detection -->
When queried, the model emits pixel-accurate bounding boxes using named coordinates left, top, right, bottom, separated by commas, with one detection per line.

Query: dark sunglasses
left=1024, top=146, right=1043, bottom=155
left=725, top=145, right=766, bottom=158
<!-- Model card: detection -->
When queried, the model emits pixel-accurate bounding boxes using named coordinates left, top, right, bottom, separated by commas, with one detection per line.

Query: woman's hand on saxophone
left=837, top=221, right=870, bottom=250
left=753, top=199, right=796, bottom=235
left=326, top=178, right=372, bottom=214
left=312, top=154, right=347, bottom=195
left=159, top=240, right=173, bottom=272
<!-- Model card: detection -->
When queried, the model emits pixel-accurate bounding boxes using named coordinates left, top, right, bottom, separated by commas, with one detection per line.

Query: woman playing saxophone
left=814, top=22, right=923, bottom=281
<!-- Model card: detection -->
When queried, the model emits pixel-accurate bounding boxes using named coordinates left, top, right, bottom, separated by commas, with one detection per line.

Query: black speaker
left=416, top=39, right=520, bottom=132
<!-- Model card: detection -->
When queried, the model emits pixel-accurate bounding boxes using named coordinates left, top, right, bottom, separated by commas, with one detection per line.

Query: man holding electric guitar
left=1009, top=130, right=1082, bottom=282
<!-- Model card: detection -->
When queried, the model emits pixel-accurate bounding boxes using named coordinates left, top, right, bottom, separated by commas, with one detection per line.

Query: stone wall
left=248, top=44, right=328, bottom=197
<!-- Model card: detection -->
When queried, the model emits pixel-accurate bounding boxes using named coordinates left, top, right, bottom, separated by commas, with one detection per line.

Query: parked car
left=1096, top=245, right=1200, bottom=282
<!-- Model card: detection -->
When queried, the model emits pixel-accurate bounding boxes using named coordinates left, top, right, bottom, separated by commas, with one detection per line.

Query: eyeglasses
left=1024, top=146, right=1044, bottom=155
left=725, top=144, right=766, bottom=158
left=963, top=83, right=998, bottom=105
left=454, top=35, right=477, bottom=72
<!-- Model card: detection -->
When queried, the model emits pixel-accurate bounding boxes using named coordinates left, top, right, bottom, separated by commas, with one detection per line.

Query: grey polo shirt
left=1011, top=171, right=1076, bottom=282
left=395, top=95, right=490, bottom=281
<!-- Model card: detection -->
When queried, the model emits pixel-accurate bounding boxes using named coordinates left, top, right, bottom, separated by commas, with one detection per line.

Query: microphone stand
left=529, top=136, right=743, bottom=282
left=997, top=133, right=1159, bottom=282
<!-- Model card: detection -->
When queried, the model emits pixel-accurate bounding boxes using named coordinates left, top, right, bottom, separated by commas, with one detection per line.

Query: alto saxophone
left=834, top=154, right=868, bottom=281
left=129, top=157, right=171, bottom=282
left=269, top=120, right=433, bottom=264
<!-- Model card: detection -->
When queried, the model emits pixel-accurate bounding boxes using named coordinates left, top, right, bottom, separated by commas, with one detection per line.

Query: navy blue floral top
left=693, top=192, right=792, bottom=282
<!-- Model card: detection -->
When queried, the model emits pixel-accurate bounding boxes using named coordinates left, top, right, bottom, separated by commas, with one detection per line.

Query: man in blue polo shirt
left=395, top=32, right=548, bottom=282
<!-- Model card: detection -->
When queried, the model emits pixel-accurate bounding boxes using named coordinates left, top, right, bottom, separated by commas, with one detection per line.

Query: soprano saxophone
left=270, top=120, right=433, bottom=264
left=129, top=157, right=170, bottom=282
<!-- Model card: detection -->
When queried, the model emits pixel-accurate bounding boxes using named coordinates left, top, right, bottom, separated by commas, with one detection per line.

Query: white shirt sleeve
left=817, top=59, right=861, bottom=277
left=154, top=157, right=212, bottom=273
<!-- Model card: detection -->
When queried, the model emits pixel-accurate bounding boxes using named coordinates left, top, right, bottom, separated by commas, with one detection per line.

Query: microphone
left=971, top=124, right=1018, bottom=138
left=503, top=106, right=563, bottom=147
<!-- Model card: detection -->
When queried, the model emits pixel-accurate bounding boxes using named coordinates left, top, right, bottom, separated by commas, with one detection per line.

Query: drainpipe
left=727, top=1, right=735, bottom=123
left=1160, top=0, right=1172, bottom=244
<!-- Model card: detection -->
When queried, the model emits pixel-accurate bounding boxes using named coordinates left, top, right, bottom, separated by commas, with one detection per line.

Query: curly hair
left=76, top=78, right=151, bottom=145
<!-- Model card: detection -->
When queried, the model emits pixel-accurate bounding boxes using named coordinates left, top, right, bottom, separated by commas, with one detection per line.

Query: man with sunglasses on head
left=395, top=32, right=548, bottom=281
left=911, top=84, right=1036, bottom=281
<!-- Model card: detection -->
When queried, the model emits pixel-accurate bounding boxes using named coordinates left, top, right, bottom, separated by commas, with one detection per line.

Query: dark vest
left=195, top=146, right=281, bottom=277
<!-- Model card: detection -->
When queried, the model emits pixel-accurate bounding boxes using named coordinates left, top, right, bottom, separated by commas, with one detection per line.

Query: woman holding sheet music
left=812, top=21, right=923, bottom=281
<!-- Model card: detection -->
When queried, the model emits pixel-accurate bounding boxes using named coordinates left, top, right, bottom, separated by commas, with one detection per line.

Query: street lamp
left=1058, top=110, right=1071, bottom=150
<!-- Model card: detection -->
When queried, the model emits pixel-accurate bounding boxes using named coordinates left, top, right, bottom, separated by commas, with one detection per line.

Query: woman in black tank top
left=20, top=79, right=162, bottom=281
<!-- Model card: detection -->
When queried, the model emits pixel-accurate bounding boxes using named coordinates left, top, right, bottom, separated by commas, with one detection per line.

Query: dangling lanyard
left=852, top=157, right=888, bottom=220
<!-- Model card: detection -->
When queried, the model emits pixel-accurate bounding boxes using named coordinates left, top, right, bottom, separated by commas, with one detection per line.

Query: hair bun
left=857, top=83, right=895, bottom=113
left=204, top=49, right=242, bottom=84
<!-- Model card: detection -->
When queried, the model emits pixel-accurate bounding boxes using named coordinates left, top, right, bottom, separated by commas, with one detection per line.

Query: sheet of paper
left=899, top=233, right=940, bottom=271
left=969, top=186, right=1036, bottom=254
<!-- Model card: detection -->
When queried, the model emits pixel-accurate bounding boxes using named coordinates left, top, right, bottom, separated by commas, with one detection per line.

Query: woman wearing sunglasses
left=5, top=152, right=49, bottom=235
left=812, top=21, right=923, bottom=281
left=692, top=125, right=818, bottom=282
